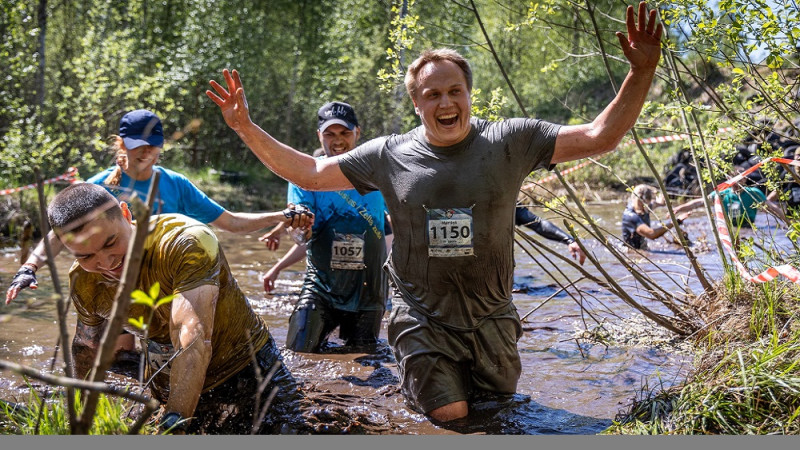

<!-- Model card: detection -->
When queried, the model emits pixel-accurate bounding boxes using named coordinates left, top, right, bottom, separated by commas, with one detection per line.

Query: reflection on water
left=6, top=199, right=785, bottom=434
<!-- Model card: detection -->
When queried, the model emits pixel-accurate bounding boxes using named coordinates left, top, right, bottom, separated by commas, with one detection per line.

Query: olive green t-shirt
left=69, top=214, right=271, bottom=397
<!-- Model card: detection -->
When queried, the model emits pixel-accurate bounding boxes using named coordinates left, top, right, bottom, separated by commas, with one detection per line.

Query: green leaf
left=148, top=282, right=161, bottom=300
left=130, top=290, right=154, bottom=307
left=128, top=317, right=145, bottom=330
left=155, top=295, right=176, bottom=310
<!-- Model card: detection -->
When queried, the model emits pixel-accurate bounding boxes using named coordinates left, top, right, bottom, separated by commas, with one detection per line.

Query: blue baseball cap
left=119, top=109, right=164, bottom=149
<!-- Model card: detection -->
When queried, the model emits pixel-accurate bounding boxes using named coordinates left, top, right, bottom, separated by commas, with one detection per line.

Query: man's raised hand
left=616, top=2, right=663, bottom=72
left=206, top=69, right=251, bottom=132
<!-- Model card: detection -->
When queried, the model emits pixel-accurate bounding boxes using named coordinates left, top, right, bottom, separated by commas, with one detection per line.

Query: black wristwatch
left=159, top=411, right=188, bottom=433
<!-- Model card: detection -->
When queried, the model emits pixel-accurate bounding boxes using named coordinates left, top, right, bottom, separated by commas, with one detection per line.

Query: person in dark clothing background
left=515, top=202, right=585, bottom=265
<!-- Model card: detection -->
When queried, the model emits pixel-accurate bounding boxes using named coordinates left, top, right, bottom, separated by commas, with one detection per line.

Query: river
left=3, top=198, right=787, bottom=434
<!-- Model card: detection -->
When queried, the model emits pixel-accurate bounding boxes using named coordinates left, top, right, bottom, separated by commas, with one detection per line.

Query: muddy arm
left=165, top=284, right=218, bottom=419
left=72, top=321, right=103, bottom=380
left=206, top=69, right=352, bottom=191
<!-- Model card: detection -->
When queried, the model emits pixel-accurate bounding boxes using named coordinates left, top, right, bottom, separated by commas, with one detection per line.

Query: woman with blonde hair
left=621, top=184, right=689, bottom=250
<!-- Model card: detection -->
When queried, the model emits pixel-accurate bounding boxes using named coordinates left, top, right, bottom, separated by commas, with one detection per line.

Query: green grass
left=606, top=278, right=800, bottom=435
left=0, top=386, right=157, bottom=435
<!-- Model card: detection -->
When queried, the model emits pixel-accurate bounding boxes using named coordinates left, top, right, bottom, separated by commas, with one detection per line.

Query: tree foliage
left=1, top=0, right=798, bottom=217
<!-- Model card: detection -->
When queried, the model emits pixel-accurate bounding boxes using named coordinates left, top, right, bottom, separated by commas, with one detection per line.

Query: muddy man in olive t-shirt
left=70, top=215, right=269, bottom=392
left=68, top=213, right=301, bottom=433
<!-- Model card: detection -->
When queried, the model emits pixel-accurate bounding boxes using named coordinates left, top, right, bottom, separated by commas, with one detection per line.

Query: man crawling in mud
left=49, top=182, right=315, bottom=434
left=208, top=2, right=663, bottom=423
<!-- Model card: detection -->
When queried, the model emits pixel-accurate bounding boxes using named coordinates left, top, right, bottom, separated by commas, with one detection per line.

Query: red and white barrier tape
left=714, top=157, right=800, bottom=284
left=0, top=167, right=80, bottom=196
left=522, top=127, right=735, bottom=190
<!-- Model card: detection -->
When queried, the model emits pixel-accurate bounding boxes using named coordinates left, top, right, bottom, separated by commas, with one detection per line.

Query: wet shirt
left=338, top=118, right=560, bottom=330
left=712, top=186, right=766, bottom=228
left=86, top=166, right=225, bottom=223
left=288, top=179, right=389, bottom=312
left=69, top=214, right=271, bottom=399
left=621, top=205, right=650, bottom=250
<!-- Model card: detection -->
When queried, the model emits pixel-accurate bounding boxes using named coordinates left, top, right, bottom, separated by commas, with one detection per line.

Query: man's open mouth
left=437, top=113, right=458, bottom=126
left=107, top=259, right=124, bottom=276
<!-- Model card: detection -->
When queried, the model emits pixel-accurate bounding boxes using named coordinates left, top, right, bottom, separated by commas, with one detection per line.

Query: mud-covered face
left=58, top=214, right=133, bottom=281
left=317, top=124, right=360, bottom=157
left=411, top=60, right=472, bottom=147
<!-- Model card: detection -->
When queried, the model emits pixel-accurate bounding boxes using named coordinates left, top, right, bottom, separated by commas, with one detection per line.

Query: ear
left=410, top=97, right=420, bottom=115
left=355, top=127, right=362, bottom=141
left=120, top=202, right=132, bottom=223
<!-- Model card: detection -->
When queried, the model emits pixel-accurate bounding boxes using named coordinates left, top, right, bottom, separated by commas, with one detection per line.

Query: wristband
left=21, top=262, right=38, bottom=272
left=15, top=266, right=36, bottom=277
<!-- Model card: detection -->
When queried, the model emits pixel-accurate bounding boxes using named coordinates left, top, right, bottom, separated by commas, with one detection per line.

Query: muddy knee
left=428, top=401, right=469, bottom=422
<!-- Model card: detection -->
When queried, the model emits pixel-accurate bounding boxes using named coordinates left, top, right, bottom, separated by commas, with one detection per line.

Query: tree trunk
left=36, top=0, right=47, bottom=109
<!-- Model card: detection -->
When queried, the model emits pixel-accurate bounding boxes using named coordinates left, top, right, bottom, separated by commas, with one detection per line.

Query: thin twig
left=32, top=167, right=75, bottom=432
left=0, top=359, right=158, bottom=410
left=520, top=276, right=585, bottom=321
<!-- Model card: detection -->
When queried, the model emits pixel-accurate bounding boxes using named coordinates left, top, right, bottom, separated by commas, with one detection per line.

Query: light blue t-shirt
left=86, top=166, right=225, bottom=224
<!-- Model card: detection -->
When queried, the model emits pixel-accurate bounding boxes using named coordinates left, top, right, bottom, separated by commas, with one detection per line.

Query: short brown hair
left=404, top=48, right=473, bottom=99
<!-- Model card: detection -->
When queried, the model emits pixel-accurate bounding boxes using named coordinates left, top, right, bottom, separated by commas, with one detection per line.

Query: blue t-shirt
left=86, top=166, right=225, bottom=224
left=288, top=182, right=388, bottom=312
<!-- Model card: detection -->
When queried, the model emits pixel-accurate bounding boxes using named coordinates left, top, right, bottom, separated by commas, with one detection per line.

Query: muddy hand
left=206, top=69, right=251, bottom=132
left=616, top=2, right=663, bottom=71
left=6, top=266, right=38, bottom=305
left=282, top=204, right=314, bottom=230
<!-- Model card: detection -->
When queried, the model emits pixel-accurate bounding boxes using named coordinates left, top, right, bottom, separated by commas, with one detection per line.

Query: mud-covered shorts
left=387, top=297, right=523, bottom=414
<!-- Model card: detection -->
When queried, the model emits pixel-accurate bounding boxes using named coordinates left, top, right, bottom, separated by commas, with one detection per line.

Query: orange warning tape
left=0, top=167, right=80, bottom=196
left=714, top=157, right=800, bottom=284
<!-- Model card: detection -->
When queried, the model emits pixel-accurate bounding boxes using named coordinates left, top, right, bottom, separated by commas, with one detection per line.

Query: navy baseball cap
left=317, top=102, right=359, bottom=132
left=119, top=109, right=164, bottom=149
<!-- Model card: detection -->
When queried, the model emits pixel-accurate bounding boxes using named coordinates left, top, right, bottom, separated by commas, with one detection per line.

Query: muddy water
left=1, top=200, right=788, bottom=434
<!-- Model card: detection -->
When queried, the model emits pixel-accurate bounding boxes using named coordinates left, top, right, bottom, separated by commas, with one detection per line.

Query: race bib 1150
left=426, top=207, right=474, bottom=257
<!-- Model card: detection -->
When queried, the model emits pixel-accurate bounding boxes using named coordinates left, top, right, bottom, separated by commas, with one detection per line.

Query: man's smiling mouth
left=437, top=113, right=458, bottom=126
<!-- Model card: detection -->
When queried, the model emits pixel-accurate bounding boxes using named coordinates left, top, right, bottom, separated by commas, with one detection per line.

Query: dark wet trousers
left=286, top=290, right=384, bottom=353
left=187, top=336, right=306, bottom=434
